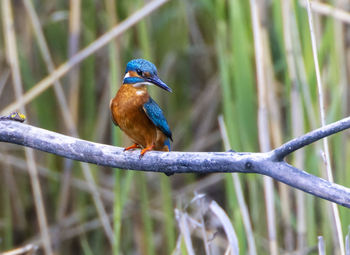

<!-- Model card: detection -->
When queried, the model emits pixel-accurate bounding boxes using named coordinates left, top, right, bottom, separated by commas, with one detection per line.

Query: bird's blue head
left=123, top=59, right=172, bottom=92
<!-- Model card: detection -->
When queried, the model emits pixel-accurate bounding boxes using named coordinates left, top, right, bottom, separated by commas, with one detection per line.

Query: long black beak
left=147, top=76, right=172, bottom=92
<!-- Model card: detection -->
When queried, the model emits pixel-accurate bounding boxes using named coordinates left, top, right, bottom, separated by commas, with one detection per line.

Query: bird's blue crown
left=125, top=59, right=158, bottom=75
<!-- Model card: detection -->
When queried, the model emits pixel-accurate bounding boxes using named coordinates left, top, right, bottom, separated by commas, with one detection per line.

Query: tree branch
left=274, top=116, right=350, bottom=160
left=1, top=118, right=350, bottom=208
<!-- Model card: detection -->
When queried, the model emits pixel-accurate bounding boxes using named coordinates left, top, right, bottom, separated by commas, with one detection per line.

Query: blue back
left=143, top=97, right=172, bottom=143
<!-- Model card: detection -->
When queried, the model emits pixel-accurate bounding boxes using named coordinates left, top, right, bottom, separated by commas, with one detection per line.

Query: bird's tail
left=164, top=138, right=171, bottom=151
left=163, top=138, right=173, bottom=176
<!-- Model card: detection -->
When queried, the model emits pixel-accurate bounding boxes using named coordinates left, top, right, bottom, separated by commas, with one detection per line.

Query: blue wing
left=143, top=97, right=172, bottom=141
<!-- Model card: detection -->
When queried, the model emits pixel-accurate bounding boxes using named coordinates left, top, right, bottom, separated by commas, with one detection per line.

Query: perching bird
left=110, top=59, right=173, bottom=158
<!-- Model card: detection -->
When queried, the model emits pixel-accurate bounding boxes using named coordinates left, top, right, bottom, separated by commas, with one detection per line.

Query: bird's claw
left=138, top=145, right=154, bottom=159
left=124, top=144, right=140, bottom=151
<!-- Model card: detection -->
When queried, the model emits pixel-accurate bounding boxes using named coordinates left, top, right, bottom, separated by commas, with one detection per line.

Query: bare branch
left=273, top=116, right=350, bottom=160
left=1, top=119, right=350, bottom=208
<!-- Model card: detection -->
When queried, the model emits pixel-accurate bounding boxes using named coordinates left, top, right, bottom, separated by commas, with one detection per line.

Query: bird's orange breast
left=110, top=84, right=158, bottom=148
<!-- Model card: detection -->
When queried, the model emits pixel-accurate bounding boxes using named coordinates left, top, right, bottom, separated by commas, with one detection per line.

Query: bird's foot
left=124, top=143, right=140, bottom=151
left=139, top=145, right=155, bottom=159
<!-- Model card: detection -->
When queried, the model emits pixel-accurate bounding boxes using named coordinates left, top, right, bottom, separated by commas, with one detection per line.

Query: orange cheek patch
left=129, top=71, right=138, bottom=77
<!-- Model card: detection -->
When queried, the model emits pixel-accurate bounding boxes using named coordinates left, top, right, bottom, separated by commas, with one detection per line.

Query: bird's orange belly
left=114, top=104, right=157, bottom=148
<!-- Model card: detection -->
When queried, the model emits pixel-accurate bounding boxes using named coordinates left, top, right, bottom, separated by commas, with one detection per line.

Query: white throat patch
left=133, top=82, right=153, bottom=87
left=136, top=90, right=146, bottom=96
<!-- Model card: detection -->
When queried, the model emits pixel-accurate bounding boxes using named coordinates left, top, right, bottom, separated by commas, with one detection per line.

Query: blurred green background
left=0, top=0, right=350, bottom=254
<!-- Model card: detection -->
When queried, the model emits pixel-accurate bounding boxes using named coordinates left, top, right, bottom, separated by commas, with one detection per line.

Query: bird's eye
left=136, top=69, right=143, bottom=76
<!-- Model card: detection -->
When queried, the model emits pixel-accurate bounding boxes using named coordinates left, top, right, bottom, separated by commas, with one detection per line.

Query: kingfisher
left=110, top=59, right=173, bottom=158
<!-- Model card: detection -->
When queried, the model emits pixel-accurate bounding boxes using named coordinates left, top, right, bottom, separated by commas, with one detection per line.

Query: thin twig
left=281, top=0, right=306, bottom=251
left=318, top=236, right=326, bottom=255
left=0, top=0, right=171, bottom=116
left=0, top=153, right=114, bottom=202
left=67, top=0, right=81, bottom=123
left=1, top=118, right=350, bottom=207
left=300, top=0, right=350, bottom=24
left=274, top=116, right=350, bottom=160
left=22, top=0, right=76, bottom=134
left=209, top=201, right=239, bottom=255
left=306, top=1, right=345, bottom=254
left=0, top=68, right=10, bottom=98
left=218, top=116, right=257, bottom=255
left=22, top=0, right=115, bottom=244
left=176, top=210, right=195, bottom=255
left=1, top=1, right=53, bottom=254
left=1, top=244, right=38, bottom=255
left=249, top=1, right=277, bottom=254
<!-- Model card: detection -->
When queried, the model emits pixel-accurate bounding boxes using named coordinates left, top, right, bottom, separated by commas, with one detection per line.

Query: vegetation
left=0, top=0, right=349, bottom=254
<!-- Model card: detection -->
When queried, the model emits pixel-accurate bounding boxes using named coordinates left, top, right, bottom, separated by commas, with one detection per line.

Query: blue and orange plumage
left=110, top=59, right=172, bottom=157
